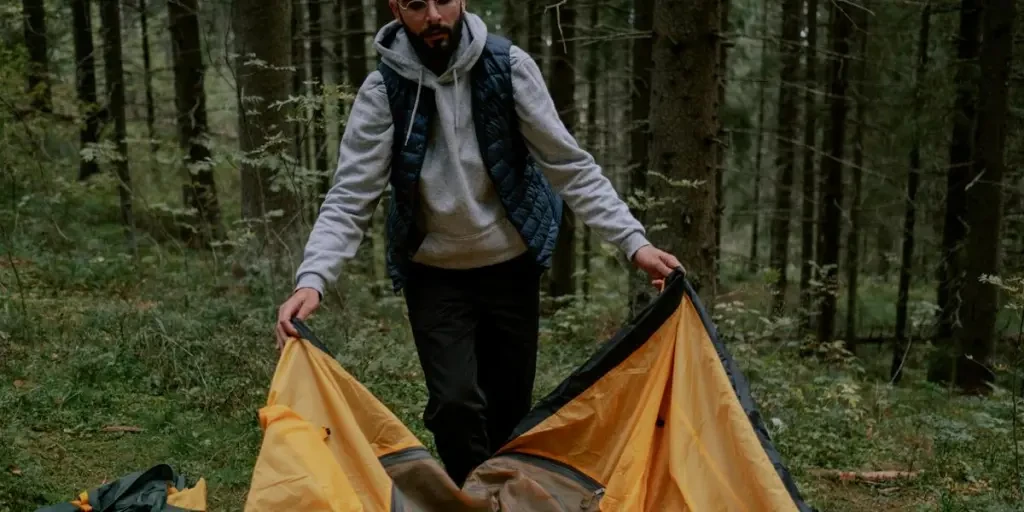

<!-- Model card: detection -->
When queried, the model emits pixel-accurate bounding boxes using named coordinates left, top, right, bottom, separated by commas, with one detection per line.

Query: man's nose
left=425, top=1, right=442, bottom=23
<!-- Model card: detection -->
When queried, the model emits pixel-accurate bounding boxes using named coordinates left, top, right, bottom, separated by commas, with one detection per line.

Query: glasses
left=397, top=0, right=456, bottom=12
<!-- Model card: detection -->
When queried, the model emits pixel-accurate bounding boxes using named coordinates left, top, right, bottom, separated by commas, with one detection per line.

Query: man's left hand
left=632, top=245, right=684, bottom=287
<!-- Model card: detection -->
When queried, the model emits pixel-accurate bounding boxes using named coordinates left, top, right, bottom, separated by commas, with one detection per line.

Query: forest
left=1, top=0, right=1022, bottom=510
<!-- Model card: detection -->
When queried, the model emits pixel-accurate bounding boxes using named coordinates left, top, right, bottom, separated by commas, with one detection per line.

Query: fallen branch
left=810, top=469, right=922, bottom=483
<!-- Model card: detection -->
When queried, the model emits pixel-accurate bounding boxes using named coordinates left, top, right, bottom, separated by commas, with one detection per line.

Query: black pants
left=403, top=253, right=541, bottom=487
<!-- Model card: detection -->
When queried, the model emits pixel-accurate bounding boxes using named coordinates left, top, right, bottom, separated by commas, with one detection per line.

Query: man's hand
left=632, top=245, right=684, bottom=288
left=275, top=288, right=321, bottom=350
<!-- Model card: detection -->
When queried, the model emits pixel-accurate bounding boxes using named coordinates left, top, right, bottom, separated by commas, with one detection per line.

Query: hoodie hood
left=374, top=11, right=489, bottom=146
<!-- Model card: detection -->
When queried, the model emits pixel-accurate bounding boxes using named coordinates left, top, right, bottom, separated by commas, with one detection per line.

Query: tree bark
left=140, top=0, right=157, bottom=152
left=769, top=0, right=802, bottom=315
left=799, top=0, right=819, bottom=331
left=931, top=0, right=981, bottom=382
left=648, top=0, right=720, bottom=295
left=21, top=0, right=50, bottom=113
left=628, top=0, right=655, bottom=312
left=549, top=1, right=577, bottom=300
left=892, top=4, right=931, bottom=384
left=235, top=0, right=300, bottom=243
left=952, top=0, right=1015, bottom=393
left=100, top=0, right=135, bottom=247
left=169, top=0, right=224, bottom=247
left=72, top=0, right=101, bottom=181
left=816, top=0, right=853, bottom=344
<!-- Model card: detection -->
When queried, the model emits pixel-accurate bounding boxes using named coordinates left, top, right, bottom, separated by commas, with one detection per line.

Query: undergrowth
left=3, top=109, right=1024, bottom=512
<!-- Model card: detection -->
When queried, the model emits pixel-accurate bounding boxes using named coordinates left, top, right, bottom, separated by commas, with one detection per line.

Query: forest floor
left=3, top=178, right=1024, bottom=512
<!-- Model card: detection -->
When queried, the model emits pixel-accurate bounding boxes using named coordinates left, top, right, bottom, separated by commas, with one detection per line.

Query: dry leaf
left=13, top=380, right=25, bottom=388
left=8, top=465, right=22, bottom=476
left=101, top=425, right=144, bottom=433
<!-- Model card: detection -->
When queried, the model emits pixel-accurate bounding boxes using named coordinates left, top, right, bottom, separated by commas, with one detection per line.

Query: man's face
left=391, top=0, right=464, bottom=52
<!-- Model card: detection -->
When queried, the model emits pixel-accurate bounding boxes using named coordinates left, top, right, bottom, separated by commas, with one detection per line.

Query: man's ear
left=389, top=0, right=400, bottom=19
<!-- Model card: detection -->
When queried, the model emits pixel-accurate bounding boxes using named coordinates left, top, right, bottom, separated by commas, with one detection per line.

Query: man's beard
left=405, top=13, right=464, bottom=74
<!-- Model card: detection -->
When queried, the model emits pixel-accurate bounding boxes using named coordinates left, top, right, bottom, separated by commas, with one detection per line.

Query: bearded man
left=275, top=0, right=683, bottom=486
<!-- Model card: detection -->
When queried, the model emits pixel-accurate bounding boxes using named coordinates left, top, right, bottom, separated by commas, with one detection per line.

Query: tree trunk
left=99, top=0, right=135, bottom=247
left=844, top=6, right=870, bottom=347
left=749, top=0, right=769, bottom=276
left=376, top=0, right=392, bottom=33
left=799, top=0, right=819, bottom=331
left=308, top=0, right=329, bottom=197
left=648, top=0, right=720, bottom=295
left=816, top=0, right=853, bottom=344
left=952, top=0, right=1014, bottom=394
left=72, top=0, right=101, bottom=181
left=169, top=0, right=224, bottom=247
left=21, top=0, right=50, bottom=113
left=931, top=0, right=981, bottom=383
left=235, top=0, right=299, bottom=243
left=549, top=1, right=577, bottom=300
left=769, top=0, right=802, bottom=315
left=892, top=4, right=931, bottom=384
left=628, top=0, right=655, bottom=312
left=140, top=0, right=157, bottom=153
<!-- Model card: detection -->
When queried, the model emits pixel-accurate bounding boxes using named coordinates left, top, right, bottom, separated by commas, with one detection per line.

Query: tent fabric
left=245, top=270, right=814, bottom=511
left=35, top=464, right=207, bottom=512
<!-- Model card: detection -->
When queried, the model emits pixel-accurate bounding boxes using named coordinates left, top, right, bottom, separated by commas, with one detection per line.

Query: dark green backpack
left=35, top=464, right=202, bottom=512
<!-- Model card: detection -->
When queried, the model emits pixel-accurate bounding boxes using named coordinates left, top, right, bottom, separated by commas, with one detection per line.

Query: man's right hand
left=275, top=288, right=321, bottom=350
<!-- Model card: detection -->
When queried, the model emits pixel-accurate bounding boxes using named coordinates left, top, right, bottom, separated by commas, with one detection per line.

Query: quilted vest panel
left=378, top=33, right=562, bottom=292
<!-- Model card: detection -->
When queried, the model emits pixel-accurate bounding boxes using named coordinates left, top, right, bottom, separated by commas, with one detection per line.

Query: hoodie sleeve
left=509, top=45, right=651, bottom=261
left=294, top=71, right=394, bottom=297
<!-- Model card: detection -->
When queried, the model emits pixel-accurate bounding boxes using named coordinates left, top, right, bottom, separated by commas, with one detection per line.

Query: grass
left=2, top=125, right=1023, bottom=512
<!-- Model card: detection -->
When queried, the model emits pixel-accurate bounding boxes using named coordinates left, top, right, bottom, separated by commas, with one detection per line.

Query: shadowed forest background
left=2, top=0, right=1023, bottom=510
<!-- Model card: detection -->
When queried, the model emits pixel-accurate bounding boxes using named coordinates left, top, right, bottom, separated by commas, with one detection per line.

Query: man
left=275, top=0, right=682, bottom=487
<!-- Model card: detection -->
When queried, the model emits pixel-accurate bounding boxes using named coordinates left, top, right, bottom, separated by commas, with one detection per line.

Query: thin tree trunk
left=344, top=0, right=366, bottom=107
left=549, top=1, right=577, bottom=300
left=816, top=0, right=853, bottom=344
left=525, top=0, right=544, bottom=65
left=503, top=0, right=519, bottom=40
left=715, top=0, right=732, bottom=299
left=235, top=0, right=299, bottom=245
left=799, top=0, right=819, bottom=331
left=769, top=0, right=802, bottom=315
left=931, top=0, right=981, bottom=383
left=583, top=0, right=601, bottom=299
left=308, top=0, right=329, bottom=197
left=953, top=0, right=1014, bottom=393
left=100, top=0, right=135, bottom=248
left=72, top=0, right=101, bottom=181
left=292, top=0, right=308, bottom=169
left=892, top=4, right=931, bottom=384
left=648, top=0, right=720, bottom=295
left=140, top=0, right=157, bottom=152
left=750, top=0, right=768, bottom=275
left=21, top=0, right=50, bottom=113
left=169, top=0, right=224, bottom=247
left=629, top=0, right=655, bottom=312
left=844, top=6, right=870, bottom=347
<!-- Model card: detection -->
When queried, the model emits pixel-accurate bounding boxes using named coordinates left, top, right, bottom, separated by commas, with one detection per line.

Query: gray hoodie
left=294, top=13, right=650, bottom=296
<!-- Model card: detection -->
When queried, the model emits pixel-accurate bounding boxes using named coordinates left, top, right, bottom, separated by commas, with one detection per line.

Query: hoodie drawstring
left=402, top=67, right=460, bottom=150
left=453, top=69, right=459, bottom=136
left=404, top=67, right=424, bottom=147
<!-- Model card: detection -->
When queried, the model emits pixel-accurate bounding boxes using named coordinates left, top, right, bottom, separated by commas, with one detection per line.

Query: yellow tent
left=244, top=271, right=813, bottom=511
